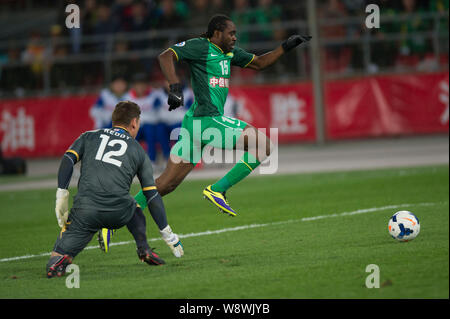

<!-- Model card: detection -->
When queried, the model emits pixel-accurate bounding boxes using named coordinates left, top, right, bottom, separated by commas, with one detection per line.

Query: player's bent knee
left=255, top=132, right=273, bottom=161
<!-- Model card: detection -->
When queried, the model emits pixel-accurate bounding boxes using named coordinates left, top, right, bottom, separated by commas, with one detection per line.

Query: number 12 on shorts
left=95, top=134, right=128, bottom=167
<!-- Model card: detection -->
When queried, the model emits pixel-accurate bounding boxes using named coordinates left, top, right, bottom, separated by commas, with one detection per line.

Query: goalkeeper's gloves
left=55, top=188, right=69, bottom=228
left=282, top=35, right=312, bottom=53
left=167, top=83, right=184, bottom=111
left=160, top=225, right=184, bottom=258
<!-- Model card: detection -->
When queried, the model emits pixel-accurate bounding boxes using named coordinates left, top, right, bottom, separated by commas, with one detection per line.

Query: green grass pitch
left=0, top=165, right=448, bottom=299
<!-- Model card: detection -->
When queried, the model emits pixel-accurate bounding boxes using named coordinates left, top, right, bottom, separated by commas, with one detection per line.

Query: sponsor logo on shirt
left=209, top=76, right=229, bottom=88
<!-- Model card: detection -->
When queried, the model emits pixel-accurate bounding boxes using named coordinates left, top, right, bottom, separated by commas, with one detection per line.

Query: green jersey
left=170, top=37, right=254, bottom=117
left=67, top=127, right=155, bottom=213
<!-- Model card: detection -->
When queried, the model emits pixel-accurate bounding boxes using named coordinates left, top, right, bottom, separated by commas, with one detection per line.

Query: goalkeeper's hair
left=112, top=101, right=141, bottom=127
left=200, top=14, right=232, bottom=38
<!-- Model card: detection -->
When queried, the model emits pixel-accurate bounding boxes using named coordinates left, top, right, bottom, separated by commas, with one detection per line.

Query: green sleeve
left=170, top=38, right=207, bottom=62
left=231, top=46, right=255, bottom=68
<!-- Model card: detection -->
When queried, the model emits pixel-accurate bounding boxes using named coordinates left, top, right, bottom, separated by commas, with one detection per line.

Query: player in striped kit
left=135, top=15, right=311, bottom=216
left=90, top=76, right=128, bottom=129
left=124, top=73, right=161, bottom=166
left=153, top=82, right=195, bottom=163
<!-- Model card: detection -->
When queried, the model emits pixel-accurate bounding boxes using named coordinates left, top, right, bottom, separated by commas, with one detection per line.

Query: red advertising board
left=0, top=95, right=96, bottom=157
left=0, top=72, right=448, bottom=158
left=229, top=82, right=316, bottom=143
left=326, top=72, right=449, bottom=139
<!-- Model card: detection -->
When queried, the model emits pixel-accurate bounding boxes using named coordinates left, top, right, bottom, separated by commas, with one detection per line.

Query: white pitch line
left=0, top=202, right=441, bottom=263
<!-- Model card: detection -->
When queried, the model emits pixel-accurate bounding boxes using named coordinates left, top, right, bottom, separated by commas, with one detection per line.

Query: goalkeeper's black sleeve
left=57, top=152, right=77, bottom=189
left=143, top=189, right=168, bottom=230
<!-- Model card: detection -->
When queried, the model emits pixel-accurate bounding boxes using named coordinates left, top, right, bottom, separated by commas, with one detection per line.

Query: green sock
left=134, top=190, right=148, bottom=209
left=211, top=152, right=261, bottom=193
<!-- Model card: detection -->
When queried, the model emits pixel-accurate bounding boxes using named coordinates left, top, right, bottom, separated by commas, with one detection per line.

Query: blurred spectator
left=111, top=36, right=132, bottom=79
left=21, top=31, right=47, bottom=89
left=430, top=0, right=449, bottom=33
left=342, top=0, right=366, bottom=15
left=154, top=81, right=194, bottom=162
left=397, top=0, right=431, bottom=58
left=186, top=0, right=210, bottom=30
left=112, top=0, right=135, bottom=32
left=124, top=73, right=161, bottom=165
left=282, top=0, right=307, bottom=20
left=210, top=0, right=230, bottom=15
left=46, top=25, right=76, bottom=90
left=252, top=0, right=285, bottom=42
left=94, top=2, right=121, bottom=51
left=82, top=0, right=99, bottom=36
left=318, top=0, right=352, bottom=73
left=130, top=1, right=152, bottom=33
left=186, top=0, right=231, bottom=36
left=90, top=75, right=128, bottom=129
left=154, top=0, right=188, bottom=29
left=128, top=0, right=153, bottom=50
left=339, top=0, right=366, bottom=71
left=370, top=0, right=400, bottom=71
left=230, top=0, right=253, bottom=46
left=0, top=0, right=446, bottom=97
left=49, top=46, right=71, bottom=90
left=429, top=0, right=449, bottom=65
left=0, top=43, right=27, bottom=95
left=151, top=0, right=189, bottom=48
left=46, top=25, right=65, bottom=56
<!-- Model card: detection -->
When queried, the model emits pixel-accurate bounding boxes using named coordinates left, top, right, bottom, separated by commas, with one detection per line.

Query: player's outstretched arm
left=142, top=187, right=184, bottom=258
left=158, top=49, right=180, bottom=85
left=55, top=152, right=78, bottom=227
left=247, top=35, right=311, bottom=71
left=158, top=49, right=184, bottom=111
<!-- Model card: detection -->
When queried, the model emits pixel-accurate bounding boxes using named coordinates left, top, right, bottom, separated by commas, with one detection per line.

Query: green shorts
left=170, top=115, right=248, bottom=165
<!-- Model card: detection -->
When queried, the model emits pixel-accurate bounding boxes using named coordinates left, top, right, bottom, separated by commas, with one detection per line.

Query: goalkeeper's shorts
left=53, top=205, right=136, bottom=258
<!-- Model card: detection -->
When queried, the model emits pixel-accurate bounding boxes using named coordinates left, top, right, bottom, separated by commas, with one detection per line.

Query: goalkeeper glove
left=167, top=83, right=184, bottom=111
left=160, top=225, right=184, bottom=258
left=55, top=188, right=69, bottom=228
left=282, top=35, right=312, bottom=53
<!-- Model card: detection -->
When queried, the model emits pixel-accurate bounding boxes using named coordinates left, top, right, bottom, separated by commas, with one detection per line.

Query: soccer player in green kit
left=99, top=15, right=310, bottom=252
left=46, top=101, right=183, bottom=278
left=131, top=14, right=311, bottom=217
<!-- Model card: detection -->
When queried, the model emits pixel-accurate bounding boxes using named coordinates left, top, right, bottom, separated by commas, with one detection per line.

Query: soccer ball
left=388, top=210, right=420, bottom=242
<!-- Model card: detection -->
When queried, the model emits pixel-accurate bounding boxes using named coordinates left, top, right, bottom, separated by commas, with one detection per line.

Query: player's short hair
left=201, top=14, right=232, bottom=38
left=112, top=101, right=141, bottom=127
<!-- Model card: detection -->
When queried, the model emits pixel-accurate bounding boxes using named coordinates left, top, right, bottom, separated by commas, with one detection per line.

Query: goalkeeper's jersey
left=169, top=37, right=254, bottom=117
left=66, top=127, right=155, bottom=212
